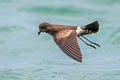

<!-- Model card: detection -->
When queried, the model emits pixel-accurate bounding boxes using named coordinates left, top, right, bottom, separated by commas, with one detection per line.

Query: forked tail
left=80, top=21, right=99, bottom=35
left=78, top=21, right=100, bottom=49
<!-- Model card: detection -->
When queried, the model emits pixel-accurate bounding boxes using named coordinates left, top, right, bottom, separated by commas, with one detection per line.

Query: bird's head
left=38, top=22, right=52, bottom=35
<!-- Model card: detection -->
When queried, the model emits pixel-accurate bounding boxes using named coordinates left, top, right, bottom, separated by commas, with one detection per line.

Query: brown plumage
left=38, top=21, right=99, bottom=62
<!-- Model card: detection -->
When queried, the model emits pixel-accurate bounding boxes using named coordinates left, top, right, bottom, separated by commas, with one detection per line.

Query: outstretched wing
left=53, top=30, right=82, bottom=62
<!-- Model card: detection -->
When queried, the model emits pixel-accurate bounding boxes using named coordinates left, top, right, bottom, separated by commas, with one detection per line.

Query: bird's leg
left=81, top=36, right=101, bottom=47
left=78, top=36, right=96, bottom=49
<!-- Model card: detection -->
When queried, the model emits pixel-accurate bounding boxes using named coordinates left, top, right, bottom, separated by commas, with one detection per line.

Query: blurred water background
left=0, top=0, right=120, bottom=80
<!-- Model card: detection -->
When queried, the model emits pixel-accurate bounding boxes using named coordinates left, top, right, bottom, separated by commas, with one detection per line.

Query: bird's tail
left=78, top=21, right=100, bottom=49
left=81, top=21, right=99, bottom=35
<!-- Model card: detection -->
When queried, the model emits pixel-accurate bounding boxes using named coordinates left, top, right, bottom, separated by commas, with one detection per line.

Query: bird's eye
left=41, top=27, right=46, bottom=29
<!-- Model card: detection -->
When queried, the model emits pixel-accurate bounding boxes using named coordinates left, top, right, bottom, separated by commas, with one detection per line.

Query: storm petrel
left=38, top=21, right=100, bottom=62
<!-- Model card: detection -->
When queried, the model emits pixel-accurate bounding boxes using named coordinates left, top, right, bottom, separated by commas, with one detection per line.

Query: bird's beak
left=38, top=31, right=41, bottom=36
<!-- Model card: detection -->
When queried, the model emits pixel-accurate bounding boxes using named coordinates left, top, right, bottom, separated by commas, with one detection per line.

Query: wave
left=19, top=6, right=104, bottom=16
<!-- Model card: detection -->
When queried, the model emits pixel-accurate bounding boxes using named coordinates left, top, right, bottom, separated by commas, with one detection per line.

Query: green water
left=0, top=0, right=120, bottom=80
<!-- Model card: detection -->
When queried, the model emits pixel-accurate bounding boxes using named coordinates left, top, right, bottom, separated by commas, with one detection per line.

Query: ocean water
left=0, top=0, right=120, bottom=80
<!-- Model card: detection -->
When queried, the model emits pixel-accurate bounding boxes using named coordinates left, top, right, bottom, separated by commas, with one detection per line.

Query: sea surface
left=0, top=0, right=120, bottom=80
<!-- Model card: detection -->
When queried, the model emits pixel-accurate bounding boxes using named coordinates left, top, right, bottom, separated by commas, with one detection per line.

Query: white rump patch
left=76, top=26, right=84, bottom=35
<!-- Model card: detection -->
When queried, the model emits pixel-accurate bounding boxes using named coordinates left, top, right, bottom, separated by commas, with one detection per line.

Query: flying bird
left=38, top=21, right=100, bottom=62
